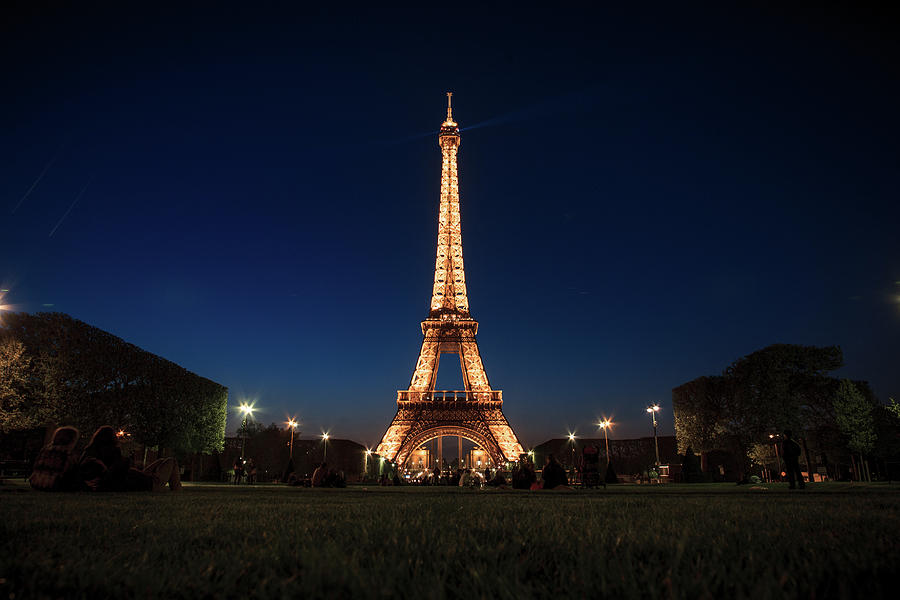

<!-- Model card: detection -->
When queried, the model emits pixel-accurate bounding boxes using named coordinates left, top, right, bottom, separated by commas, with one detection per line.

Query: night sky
left=3, top=4, right=899, bottom=448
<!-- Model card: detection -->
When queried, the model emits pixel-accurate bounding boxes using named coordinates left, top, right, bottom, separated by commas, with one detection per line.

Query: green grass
left=2, top=482, right=899, bottom=599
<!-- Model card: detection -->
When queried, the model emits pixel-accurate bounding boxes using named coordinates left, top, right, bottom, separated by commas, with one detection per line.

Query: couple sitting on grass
left=30, top=425, right=182, bottom=493
left=538, top=454, right=572, bottom=491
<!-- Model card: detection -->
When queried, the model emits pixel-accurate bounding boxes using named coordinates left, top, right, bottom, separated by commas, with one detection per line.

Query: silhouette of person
left=782, top=430, right=805, bottom=490
left=80, top=426, right=181, bottom=492
left=311, top=462, right=327, bottom=487
left=246, top=458, right=258, bottom=484
left=541, top=454, right=568, bottom=489
left=233, top=458, right=244, bottom=484
left=512, top=460, right=537, bottom=489
left=30, top=426, right=81, bottom=492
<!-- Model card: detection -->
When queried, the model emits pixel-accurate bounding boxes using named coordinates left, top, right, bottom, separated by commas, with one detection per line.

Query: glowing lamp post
left=646, top=405, right=661, bottom=467
left=239, top=403, right=254, bottom=460
left=365, top=448, right=372, bottom=477
left=287, top=419, right=299, bottom=460
left=568, top=433, right=577, bottom=484
left=769, top=434, right=782, bottom=482
left=322, top=433, right=330, bottom=463
left=598, top=419, right=612, bottom=463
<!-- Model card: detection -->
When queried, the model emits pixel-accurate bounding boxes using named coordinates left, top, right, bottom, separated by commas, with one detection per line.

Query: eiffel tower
left=376, top=94, right=524, bottom=468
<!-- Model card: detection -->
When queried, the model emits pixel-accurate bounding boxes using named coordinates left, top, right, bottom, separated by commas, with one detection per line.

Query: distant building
left=531, top=436, right=678, bottom=479
left=215, top=436, right=366, bottom=482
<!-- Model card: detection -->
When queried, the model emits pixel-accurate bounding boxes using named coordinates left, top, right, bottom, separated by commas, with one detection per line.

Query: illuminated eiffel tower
left=376, top=94, right=524, bottom=468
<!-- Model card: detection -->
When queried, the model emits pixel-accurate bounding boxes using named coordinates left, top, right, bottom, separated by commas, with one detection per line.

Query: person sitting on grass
left=79, top=426, right=182, bottom=492
left=311, top=462, right=327, bottom=487
left=540, top=454, right=568, bottom=489
left=512, top=461, right=536, bottom=490
left=487, top=471, right=508, bottom=488
left=30, top=426, right=82, bottom=492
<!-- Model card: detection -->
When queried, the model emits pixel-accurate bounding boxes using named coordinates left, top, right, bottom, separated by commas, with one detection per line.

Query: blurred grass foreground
left=2, top=482, right=899, bottom=599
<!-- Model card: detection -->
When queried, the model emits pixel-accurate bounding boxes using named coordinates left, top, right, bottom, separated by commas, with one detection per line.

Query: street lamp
left=286, top=419, right=299, bottom=460
left=365, top=448, right=372, bottom=477
left=568, top=433, right=577, bottom=484
left=322, top=433, right=330, bottom=462
left=598, top=419, right=612, bottom=463
left=239, top=403, right=254, bottom=460
left=769, top=433, right=782, bottom=482
left=646, top=405, right=661, bottom=467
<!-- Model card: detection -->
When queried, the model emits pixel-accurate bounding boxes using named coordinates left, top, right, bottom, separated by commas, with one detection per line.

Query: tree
left=0, top=312, right=227, bottom=453
left=833, top=379, right=876, bottom=456
left=673, top=344, right=844, bottom=478
left=888, top=398, right=900, bottom=420
left=672, top=376, right=730, bottom=454
left=0, top=338, right=34, bottom=431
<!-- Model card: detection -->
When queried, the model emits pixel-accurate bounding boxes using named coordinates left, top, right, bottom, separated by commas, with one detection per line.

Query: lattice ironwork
left=376, top=94, right=524, bottom=466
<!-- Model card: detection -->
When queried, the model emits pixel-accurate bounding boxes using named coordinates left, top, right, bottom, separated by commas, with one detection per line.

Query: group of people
left=30, top=425, right=182, bottom=493
left=310, top=462, right=346, bottom=487
left=373, top=456, right=568, bottom=490
left=232, top=457, right=258, bottom=484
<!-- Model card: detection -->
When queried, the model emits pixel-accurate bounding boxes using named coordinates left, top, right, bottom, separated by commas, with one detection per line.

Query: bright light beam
left=12, top=153, right=58, bottom=214
left=49, top=177, right=93, bottom=238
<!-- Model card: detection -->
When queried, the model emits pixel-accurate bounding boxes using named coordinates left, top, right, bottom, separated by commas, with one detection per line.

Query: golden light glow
left=646, top=405, right=660, bottom=413
left=287, top=419, right=298, bottom=429
left=239, top=403, right=254, bottom=416
left=322, top=433, right=330, bottom=441
left=598, top=419, right=612, bottom=429
left=375, top=95, right=524, bottom=466
left=568, top=433, right=576, bottom=441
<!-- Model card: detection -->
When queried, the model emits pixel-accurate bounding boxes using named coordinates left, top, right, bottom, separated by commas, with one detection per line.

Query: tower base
left=376, top=394, right=524, bottom=467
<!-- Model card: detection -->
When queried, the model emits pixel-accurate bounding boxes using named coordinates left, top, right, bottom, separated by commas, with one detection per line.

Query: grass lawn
left=2, top=482, right=899, bottom=598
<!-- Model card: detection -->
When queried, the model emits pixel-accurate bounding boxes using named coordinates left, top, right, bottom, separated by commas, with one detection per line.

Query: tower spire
left=446, top=91, right=453, bottom=121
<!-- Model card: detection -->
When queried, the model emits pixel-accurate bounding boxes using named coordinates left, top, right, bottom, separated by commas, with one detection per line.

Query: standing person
left=782, top=430, right=806, bottom=490
left=233, top=458, right=244, bottom=484
left=30, top=426, right=81, bottom=492
left=246, top=458, right=258, bottom=484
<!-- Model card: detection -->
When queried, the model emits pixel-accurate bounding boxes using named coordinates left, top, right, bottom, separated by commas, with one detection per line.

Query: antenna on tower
left=446, top=92, right=453, bottom=121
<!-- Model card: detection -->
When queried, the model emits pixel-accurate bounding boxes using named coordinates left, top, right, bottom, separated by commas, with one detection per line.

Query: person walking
left=782, top=430, right=806, bottom=490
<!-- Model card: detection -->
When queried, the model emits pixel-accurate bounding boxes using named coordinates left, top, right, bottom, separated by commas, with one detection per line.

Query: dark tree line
left=0, top=312, right=227, bottom=454
left=673, top=344, right=899, bottom=479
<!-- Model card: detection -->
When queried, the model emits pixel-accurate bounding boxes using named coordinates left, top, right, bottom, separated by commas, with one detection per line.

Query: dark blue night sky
left=3, top=4, right=899, bottom=447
